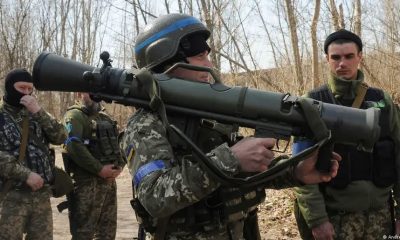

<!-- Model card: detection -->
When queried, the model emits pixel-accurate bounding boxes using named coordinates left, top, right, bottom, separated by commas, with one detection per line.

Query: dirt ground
left=51, top=149, right=301, bottom=240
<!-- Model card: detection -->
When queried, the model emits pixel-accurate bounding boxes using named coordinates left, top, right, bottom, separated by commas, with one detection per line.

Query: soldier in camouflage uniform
left=63, top=92, right=125, bottom=240
left=0, top=68, right=67, bottom=240
left=120, top=13, right=341, bottom=240
left=293, top=29, right=400, bottom=239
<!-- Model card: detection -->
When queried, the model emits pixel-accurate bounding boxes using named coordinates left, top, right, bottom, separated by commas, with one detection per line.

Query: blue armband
left=292, top=139, right=315, bottom=156
left=64, top=136, right=82, bottom=145
left=134, top=160, right=166, bottom=188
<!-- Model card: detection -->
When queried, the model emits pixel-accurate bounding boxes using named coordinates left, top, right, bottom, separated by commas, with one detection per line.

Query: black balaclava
left=3, top=68, right=33, bottom=108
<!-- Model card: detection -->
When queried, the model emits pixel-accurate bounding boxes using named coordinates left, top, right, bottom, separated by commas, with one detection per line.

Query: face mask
left=4, top=88, right=26, bottom=108
left=3, top=69, right=33, bottom=108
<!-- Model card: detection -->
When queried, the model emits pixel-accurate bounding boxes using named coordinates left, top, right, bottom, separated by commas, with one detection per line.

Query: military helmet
left=134, top=13, right=211, bottom=72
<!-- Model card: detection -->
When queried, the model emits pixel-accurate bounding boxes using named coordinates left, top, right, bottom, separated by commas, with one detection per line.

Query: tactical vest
left=69, top=106, right=121, bottom=164
left=309, top=85, right=396, bottom=188
left=0, top=106, right=54, bottom=186
left=135, top=112, right=266, bottom=234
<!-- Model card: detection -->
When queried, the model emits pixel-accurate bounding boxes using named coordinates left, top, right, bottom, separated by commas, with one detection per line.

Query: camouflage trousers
left=70, top=177, right=117, bottom=240
left=0, top=187, right=52, bottom=240
left=329, top=206, right=392, bottom=240
left=295, top=200, right=392, bottom=240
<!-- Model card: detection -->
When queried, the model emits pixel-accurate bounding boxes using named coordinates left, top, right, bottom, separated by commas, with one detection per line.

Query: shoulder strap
left=18, top=116, right=29, bottom=162
left=352, top=83, right=369, bottom=109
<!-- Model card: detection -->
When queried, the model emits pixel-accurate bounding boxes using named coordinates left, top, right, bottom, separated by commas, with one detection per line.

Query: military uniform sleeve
left=260, top=166, right=300, bottom=189
left=116, top=155, right=126, bottom=169
left=384, top=93, right=400, bottom=219
left=64, top=109, right=103, bottom=175
left=32, top=108, right=67, bottom=145
left=292, top=125, right=329, bottom=227
left=263, top=137, right=316, bottom=189
left=295, top=184, right=329, bottom=228
left=0, top=151, right=31, bottom=181
left=121, top=110, right=239, bottom=218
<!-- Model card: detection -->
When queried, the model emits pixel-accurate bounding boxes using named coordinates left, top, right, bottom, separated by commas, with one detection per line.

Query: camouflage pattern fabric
left=121, top=109, right=298, bottom=239
left=0, top=102, right=66, bottom=240
left=63, top=103, right=124, bottom=240
left=63, top=103, right=125, bottom=179
left=70, top=178, right=117, bottom=240
left=0, top=102, right=67, bottom=185
left=329, top=206, right=392, bottom=240
left=0, top=188, right=52, bottom=240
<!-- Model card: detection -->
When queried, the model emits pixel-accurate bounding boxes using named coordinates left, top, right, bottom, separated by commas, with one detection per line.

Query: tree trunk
left=284, top=0, right=304, bottom=94
left=311, top=0, right=321, bottom=89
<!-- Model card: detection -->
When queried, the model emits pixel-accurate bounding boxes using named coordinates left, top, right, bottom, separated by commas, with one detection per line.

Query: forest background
left=1, top=0, right=399, bottom=238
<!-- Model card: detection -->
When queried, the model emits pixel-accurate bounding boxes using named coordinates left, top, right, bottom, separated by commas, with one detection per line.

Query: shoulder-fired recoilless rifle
left=32, top=52, right=381, bottom=187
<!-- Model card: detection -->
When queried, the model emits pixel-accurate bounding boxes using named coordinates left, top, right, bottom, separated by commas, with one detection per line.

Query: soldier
left=120, top=13, right=341, bottom=240
left=0, top=68, right=67, bottom=240
left=63, top=92, right=125, bottom=240
left=293, top=29, right=400, bottom=239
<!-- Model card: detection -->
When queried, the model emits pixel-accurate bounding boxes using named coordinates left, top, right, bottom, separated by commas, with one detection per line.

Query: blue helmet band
left=135, top=17, right=203, bottom=54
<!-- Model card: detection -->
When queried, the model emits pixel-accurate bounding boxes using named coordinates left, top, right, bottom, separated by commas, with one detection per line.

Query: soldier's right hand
left=98, top=164, right=118, bottom=179
left=26, top=172, right=44, bottom=191
left=312, top=221, right=335, bottom=240
left=230, top=137, right=276, bottom=172
left=20, top=95, right=41, bottom=114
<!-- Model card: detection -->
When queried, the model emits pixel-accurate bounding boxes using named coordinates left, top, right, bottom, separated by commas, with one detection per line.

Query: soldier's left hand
left=294, top=150, right=341, bottom=184
left=20, top=95, right=41, bottom=113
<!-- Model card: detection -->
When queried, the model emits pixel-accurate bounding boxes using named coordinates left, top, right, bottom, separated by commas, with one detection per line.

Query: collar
left=327, top=70, right=364, bottom=102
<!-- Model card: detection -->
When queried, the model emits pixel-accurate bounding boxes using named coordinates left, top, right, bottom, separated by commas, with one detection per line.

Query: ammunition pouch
left=52, top=166, right=73, bottom=198
left=88, top=119, right=121, bottom=164
left=131, top=186, right=266, bottom=235
left=373, top=138, right=396, bottom=187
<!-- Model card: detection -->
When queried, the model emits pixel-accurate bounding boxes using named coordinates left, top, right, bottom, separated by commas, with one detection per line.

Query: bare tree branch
left=311, top=0, right=321, bottom=88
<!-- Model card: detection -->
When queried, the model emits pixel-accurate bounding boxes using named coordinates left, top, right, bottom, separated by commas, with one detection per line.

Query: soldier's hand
left=294, top=150, right=341, bottom=184
left=98, top=164, right=119, bottom=179
left=312, top=221, right=335, bottom=240
left=20, top=95, right=41, bottom=113
left=230, top=137, right=276, bottom=172
left=112, top=166, right=123, bottom=178
left=26, top=172, right=44, bottom=191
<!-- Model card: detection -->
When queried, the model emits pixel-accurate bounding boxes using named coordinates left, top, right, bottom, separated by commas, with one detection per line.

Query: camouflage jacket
left=295, top=71, right=400, bottom=228
left=0, top=101, right=66, bottom=186
left=121, top=108, right=299, bottom=239
left=63, top=103, right=125, bottom=180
